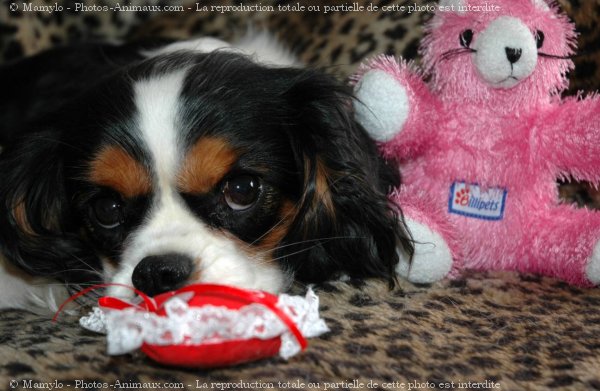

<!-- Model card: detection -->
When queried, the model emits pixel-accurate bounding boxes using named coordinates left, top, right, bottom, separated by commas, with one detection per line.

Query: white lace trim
left=80, top=289, right=328, bottom=359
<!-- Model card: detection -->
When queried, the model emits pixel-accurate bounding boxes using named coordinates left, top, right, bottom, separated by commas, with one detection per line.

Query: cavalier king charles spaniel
left=0, top=33, right=412, bottom=311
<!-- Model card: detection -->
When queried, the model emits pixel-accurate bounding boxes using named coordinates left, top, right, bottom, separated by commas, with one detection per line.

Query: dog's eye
left=223, top=175, right=261, bottom=211
left=535, top=30, right=545, bottom=49
left=91, top=197, right=124, bottom=229
left=460, top=29, right=474, bottom=48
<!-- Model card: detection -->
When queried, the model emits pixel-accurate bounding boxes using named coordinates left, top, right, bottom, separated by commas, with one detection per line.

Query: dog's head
left=0, top=51, right=411, bottom=298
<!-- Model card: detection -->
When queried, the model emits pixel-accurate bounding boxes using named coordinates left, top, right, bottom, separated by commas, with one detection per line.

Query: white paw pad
left=353, top=70, right=409, bottom=142
left=586, top=240, right=600, bottom=285
left=397, top=218, right=453, bottom=284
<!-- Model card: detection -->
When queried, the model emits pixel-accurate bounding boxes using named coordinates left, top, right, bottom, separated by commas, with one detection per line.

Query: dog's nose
left=505, top=47, right=522, bottom=64
left=131, top=253, right=193, bottom=297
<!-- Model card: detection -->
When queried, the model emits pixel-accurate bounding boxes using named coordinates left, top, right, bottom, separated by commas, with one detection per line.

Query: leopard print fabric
left=3, top=0, right=595, bottom=79
left=2, top=273, right=600, bottom=390
left=0, top=0, right=166, bottom=61
left=4, top=1, right=595, bottom=83
left=130, top=0, right=431, bottom=80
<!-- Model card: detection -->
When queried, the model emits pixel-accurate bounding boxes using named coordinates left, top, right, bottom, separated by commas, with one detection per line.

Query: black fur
left=0, top=44, right=413, bottom=291
left=278, top=71, right=411, bottom=285
left=0, top=131, right=102, bottom=285
left=0, top=42, right=149, bottom=286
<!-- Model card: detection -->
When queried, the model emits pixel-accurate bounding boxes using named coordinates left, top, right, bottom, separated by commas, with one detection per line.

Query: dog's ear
left=0, top=132, right=102, bottom=285
left=279, top=71, right=413, bottom=286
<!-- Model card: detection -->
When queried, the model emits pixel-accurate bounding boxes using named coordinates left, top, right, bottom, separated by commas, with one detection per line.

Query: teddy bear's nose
left=505, top=47, right=522, bottom=64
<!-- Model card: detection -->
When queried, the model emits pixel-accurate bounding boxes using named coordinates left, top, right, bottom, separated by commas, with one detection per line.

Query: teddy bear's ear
left=438, top=0, right=466, bottom=12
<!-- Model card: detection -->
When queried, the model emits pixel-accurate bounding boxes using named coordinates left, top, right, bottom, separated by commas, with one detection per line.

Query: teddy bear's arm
left=542, top=95, right=600, bottom=182
left=352, top=56, right=438, bottom=160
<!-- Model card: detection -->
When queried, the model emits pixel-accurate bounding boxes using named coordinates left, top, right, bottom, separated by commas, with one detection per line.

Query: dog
left=0, top=33, right=412, bottom=311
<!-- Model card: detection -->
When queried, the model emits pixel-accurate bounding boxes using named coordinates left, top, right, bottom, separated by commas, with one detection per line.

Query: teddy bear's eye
left=535, top=30, right=545, bottom=49
left=460, top=30, right=474, bottom=48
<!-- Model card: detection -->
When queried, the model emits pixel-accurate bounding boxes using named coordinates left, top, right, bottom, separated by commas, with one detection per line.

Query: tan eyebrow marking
left=177, top=136, right=238, bottom=194
left=88, top=146, right=151, bottom=197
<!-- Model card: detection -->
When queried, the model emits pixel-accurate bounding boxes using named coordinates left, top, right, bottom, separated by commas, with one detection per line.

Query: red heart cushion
left=98, top=284, right=306, bottom=368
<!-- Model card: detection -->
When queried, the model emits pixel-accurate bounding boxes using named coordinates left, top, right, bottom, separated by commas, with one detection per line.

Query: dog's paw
left=396, top=218, right=453, bottom=284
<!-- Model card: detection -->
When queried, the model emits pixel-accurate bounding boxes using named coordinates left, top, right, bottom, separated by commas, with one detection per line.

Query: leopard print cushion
left=1, top=1, right=600, bottom=389
left=2, top=273, right=600, bottom=390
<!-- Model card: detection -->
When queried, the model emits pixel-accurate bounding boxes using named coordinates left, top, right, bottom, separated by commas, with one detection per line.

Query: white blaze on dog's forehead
left=134, top=70, right=186, bottom=186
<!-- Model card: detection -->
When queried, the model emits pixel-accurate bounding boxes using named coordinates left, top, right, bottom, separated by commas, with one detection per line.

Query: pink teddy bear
left=352, top=0, right=600, bottom=286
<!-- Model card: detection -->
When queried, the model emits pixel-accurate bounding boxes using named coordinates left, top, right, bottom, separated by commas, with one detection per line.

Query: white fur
left=142, top=31, right=299, bottom=68
left=0, top=255, right=69, bottom=313
left=135, top=70, right=184, bottom=182
left=472, top=16, right=538, bottom=88
left=532, top=0, right=550, bottom=11
left=396, top=218, right=453, bottom=284
left=586, top=240, right=600, bottom=285
left=141, top=37, right=232, bottom=57
left=233, top=30, right=300, bottom=67
left=353, top=70, right=410, bottom=142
